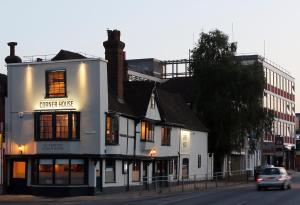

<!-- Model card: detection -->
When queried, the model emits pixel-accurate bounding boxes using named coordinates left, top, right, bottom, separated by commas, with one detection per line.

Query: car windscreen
left=261, top=168, right=280, bottom=175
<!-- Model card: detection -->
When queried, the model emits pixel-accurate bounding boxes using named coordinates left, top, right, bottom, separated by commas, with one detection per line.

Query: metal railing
left=138, top=170, right=253, bottom=194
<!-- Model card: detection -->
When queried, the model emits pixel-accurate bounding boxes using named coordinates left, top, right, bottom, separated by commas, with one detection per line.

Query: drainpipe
left=178, top=128, right=181, bottom=181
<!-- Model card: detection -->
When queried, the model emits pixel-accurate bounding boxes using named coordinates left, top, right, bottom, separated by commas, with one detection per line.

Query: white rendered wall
left=6, top=59, right=107, bottom=156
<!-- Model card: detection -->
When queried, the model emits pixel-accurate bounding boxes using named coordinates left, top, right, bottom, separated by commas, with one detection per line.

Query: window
left=161, top=127, right=171, bottom=146
left=105, top=114, right=119, bottom=145
left=198, top=155, right=201, bottom=168
left=46, top=70, right=66, bottom=97
left=37, top=159, right=86, bottom=185
left=105, top=159, right=115, bottom=183
left=169, top=160, right=173, bottom=175
left=70, top=159, right=85, bottom=184
left=13, top=161, right=26, bottom=179
left=141, top=121, right=154, bottom=142
left=132, top=161, right=141, bottom=182
left=55, top=159, right=69, bottom=184
left=150, top=95, right=155, bottom=109
left=35, top=112, right=80, bottom=141
left=39, top=159, right=53, bottom=184
left=182, top=158, right=189, bottom=179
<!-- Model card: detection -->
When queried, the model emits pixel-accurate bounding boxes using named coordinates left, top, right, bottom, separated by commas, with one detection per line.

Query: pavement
left=0, top=171, right=299, bottom=205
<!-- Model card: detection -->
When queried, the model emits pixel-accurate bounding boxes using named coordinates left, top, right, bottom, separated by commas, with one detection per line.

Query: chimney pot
left=5, top=42, right=22, bottom=64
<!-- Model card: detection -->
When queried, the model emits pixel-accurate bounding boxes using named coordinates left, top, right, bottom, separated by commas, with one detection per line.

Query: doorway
left=96, top=160, right=102, bottom=192
left=10, top=160, right=27, bottom=194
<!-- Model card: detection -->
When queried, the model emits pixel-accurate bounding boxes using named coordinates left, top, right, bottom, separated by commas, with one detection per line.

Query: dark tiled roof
left=108, top=80, right=207, bottom=132
left=124, top=81, right=156, bottom=117
left=51, top=50, right=87, bottom=61
left=160, top=77, right=195, bottom=103
left=157, top=89, right=208, bottom=132
left=108, top=93, right=134, bottom=117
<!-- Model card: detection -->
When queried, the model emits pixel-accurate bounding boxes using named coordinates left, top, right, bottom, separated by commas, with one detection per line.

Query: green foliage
left=190, top=29, right=272, bottom=170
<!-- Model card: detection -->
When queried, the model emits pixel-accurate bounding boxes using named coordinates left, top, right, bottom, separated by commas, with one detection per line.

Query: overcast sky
left=0, top=0, right=299, bottom=110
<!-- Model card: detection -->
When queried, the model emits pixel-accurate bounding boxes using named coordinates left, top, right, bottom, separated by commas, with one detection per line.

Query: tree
left=190, top=29, right=272, bottom=172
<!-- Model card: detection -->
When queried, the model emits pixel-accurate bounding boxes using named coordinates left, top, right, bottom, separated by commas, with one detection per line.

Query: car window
left=261, top=168, right=280, bottom=175
left=279, top=168, right=287, bottom=175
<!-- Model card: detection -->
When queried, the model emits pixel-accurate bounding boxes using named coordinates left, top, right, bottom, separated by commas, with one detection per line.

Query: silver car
left=256, top=167, right=291, bottom=190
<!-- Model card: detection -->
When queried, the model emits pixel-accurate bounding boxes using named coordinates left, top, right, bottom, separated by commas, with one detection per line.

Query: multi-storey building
left=4, top=30, right=209, bottom=196
left=126, top=54, right=296, bottom=172
left=238, top=55, right=295, bottom=169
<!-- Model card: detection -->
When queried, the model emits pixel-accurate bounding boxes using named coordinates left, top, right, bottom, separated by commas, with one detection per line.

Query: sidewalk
left=0, top=182, right=257, bottom=203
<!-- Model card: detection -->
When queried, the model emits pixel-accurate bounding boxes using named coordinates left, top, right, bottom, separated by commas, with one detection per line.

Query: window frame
left=32, top=158, right=88, bottom=185
left=105, top=159, right=116, bottom=183
left=132, top=161, right=141, bottom=182
left=45, top=69, right=67, bottom=98
left=105, top=113, right=119, bottom=145
left=140, top=121, right=154, bottom=142
left=198, top=155, right=201, bottom=168
left=34, top=111, right=80, bottom=141
left=161, top=126, right=171, bottom=146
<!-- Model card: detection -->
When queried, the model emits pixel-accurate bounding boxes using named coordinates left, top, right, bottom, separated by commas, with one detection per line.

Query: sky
left=0, top=0, right=300, bottom=110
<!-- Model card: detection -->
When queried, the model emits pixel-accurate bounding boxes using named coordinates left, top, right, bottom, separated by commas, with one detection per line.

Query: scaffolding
left=161, top=59, right=193, bottom=79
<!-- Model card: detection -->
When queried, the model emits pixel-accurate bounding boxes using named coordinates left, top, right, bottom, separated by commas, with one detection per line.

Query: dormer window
left=46, top=70, right=66, bottom=98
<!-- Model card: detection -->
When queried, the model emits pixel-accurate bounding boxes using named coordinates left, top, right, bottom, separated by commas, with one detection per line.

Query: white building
left=4, top=30, right=209, bottom=196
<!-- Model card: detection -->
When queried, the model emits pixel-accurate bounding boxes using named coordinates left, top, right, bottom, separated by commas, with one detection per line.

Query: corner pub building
left=4, top=30, right=209, bottom=196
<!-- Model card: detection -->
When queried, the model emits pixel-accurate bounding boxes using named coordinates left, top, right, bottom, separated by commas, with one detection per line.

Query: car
left=256, top=167, right=292, bottom=190
left=254, top=165, right=274, bottom=181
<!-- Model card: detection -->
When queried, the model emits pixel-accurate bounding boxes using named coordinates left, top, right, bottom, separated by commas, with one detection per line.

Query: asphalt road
left=1, top=173, right=300, bottom=205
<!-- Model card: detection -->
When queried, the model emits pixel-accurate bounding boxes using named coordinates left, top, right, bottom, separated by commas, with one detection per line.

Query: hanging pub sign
left=38, top=98, right=75, bottom=110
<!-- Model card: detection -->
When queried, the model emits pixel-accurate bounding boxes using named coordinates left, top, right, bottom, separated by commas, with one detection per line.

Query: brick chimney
left=103, top=30, right=126, bottom=102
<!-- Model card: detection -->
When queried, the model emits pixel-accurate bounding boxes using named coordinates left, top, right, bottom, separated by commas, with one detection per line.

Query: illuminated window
left=46, top=70, right=66, bottom=97
left=56, top=114, right=69, bottom=139
left=141, top=121, right=154, bottom=142
left=36, top=159, right=86, bottom=185
left=105, top=114, right=119, bottom=145
left=55, top=159, right=69, bottom=184
left=39, top=159, right=53, bottom=184
left=40, top=114, right=52, bottom=139
left=132, top=161, right=140, bottom=182
left=161, top=127, right=171, bottom=146
left=35, top=112, right=80, bottom=141
left=70, top=159, right=84, bottom=184
left=13, top=161, right=26, bottom=179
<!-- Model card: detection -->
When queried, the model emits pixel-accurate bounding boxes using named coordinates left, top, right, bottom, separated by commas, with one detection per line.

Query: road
left=1, top=173, right=300, bottom=205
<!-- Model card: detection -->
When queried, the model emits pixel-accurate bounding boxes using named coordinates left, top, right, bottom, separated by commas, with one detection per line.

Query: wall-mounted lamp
left=149, top=148, right=157, bottom=157
left=18, top=144, right=24, bottom=154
